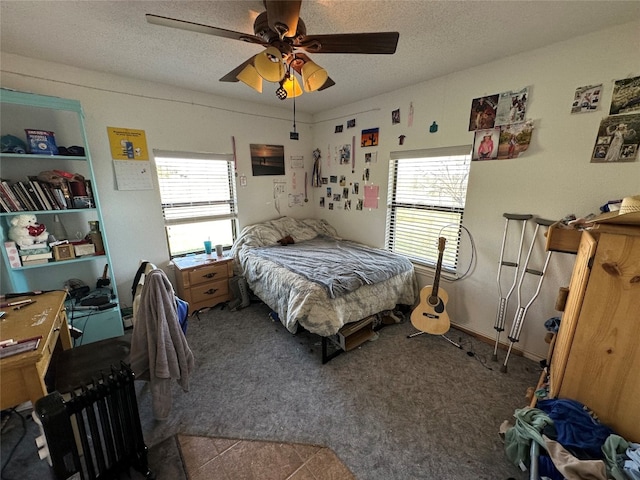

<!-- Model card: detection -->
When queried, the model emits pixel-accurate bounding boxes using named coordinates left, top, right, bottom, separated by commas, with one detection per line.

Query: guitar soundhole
left=428, top=296, right=444, bottom=313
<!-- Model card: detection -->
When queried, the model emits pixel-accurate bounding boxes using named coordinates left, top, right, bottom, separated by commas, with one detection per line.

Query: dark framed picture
left=361, top=128, right=379, bottom=147
left=250, top=144, right=285, bottom=176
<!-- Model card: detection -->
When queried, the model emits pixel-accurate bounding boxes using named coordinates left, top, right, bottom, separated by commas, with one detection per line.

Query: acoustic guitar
left=410, top=237, right=451, bottom=335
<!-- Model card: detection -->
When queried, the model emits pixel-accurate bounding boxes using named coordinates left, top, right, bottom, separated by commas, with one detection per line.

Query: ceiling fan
left=146, top=0, right=399, bottom=99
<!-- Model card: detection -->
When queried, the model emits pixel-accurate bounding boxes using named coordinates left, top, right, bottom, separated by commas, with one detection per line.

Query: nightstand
left=172, top=254, right=234, bottom=313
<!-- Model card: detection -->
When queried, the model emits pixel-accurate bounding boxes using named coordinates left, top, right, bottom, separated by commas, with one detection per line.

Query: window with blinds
left=154, top=150, right=237, bottom=257
left=386, top=146, right=471, bottom=272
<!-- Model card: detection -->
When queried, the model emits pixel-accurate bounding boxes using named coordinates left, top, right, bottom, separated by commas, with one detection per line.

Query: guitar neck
left=431, top=250, right=444, bottom=297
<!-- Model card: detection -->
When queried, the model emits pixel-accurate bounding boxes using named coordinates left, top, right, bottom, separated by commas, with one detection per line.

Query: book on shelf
left=48, top=187, right=68, bottom=209
left=18, top=246, right=50, bottom=255
left=21, top=258, right=50, bottom=266
left=13, top=182, right=37, bottom=211
left=24, top=129, right=58, bottom=155
left=20, top=252, right=53, bottom=262
left=23, top=181, right=47, bottom=210
left=27, top=177, right=54, bottom=210
left=18, top=242, right=48, bottom=250
left=0, top=181, right=23, bottom=212
left=0, top=194, right=10, bottom=213
left=56, top=180, right=73, bottom=208
left=28, top=176, right=62, bottom=211
left=40, top=183, right=62, bottom=210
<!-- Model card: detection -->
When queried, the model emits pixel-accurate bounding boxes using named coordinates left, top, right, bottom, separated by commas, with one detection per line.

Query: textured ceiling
left=1, top=1, right=639, bottom=114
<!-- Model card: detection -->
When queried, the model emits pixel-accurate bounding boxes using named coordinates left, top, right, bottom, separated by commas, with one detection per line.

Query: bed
left=231, top=217, right=418, bottom=357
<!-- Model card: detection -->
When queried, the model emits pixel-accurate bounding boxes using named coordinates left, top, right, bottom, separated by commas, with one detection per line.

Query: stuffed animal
left=8, top=214, right=49, bottom=248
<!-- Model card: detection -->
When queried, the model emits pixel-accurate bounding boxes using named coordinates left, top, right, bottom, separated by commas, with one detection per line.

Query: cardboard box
left=73, top=243, right=95, bottom=256
left=4, top=241, right=22, bottom=268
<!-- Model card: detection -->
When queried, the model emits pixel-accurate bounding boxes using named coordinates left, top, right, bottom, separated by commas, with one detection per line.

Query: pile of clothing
left=503, top=398, right=640, bottom=479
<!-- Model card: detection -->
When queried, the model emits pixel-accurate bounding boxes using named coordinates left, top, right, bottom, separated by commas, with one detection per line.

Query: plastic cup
left=215, top=244, right=223, bottom=257
left=204, top=241, right=212, bottom=254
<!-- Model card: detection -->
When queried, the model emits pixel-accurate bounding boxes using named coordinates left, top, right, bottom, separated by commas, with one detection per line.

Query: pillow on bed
left=269, top=217, right=318, bottom=242
left=236, top=223, right=282, bottom=247
left=301, top=218, right=341, bottom=239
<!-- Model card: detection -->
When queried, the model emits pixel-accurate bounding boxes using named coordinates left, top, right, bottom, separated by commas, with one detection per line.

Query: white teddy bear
left=8, top=214, right=49, bottom=248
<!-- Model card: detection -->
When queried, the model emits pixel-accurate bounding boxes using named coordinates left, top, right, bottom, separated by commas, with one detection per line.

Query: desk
left=0, top=291, right=72, bottom=410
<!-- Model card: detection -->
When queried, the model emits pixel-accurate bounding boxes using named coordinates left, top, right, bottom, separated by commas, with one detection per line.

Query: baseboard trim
left=450, top=323, right=543, bottom=363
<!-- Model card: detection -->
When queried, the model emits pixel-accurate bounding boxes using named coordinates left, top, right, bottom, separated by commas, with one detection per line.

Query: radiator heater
left=34, top=363, right=155, bottom=480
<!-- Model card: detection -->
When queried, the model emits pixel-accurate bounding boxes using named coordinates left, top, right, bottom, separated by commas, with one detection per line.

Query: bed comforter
left=232, top=217, right=418, bottom=337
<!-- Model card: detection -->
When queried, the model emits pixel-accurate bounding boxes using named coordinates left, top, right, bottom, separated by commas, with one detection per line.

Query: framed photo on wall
left=250, top=144, right=285, bottom=176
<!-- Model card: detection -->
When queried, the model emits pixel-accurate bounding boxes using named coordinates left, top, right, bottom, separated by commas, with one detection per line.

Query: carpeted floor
left=1, top=300, right=540, bottom=479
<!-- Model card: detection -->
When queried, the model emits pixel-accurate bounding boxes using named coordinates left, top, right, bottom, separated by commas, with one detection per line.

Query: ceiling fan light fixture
left=254, top=46, right=285, bottom=82
left=236, top=64, right=263, bottom=93
left=301, top=60, right=328, bottom=92
left=281, top=73, right=303, bottom=99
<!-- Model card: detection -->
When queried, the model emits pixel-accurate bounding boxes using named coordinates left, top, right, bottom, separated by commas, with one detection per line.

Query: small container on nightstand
left=171, top=254, right=234, bottom=313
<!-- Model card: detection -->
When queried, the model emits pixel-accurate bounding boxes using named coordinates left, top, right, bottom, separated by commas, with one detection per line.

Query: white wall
left=2, top=20, right=639, bottom=359
left=1, top=53, right=315, bottom=308
left=310, top=20, right=640, bottom=360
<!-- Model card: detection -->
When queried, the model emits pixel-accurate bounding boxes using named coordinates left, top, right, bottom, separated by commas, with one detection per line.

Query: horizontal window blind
left=154, top=150, right=237, bottom=257
left=386, top=147, right=471, bottom=271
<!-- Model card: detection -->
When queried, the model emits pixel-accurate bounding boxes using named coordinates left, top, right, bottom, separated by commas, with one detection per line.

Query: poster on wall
left=591, top=113, right=640, bottom=163
left=107, top=127, right=149, bottom=160
left=571, top=84, right=602, bottom=113
left=468, top=94, right=498, bottom=131
left=107, top=126, right=152, bottom=190
left=339, top=144, right=351, bottom=164
left=361, top=128, right=379, bottom=147
left=496, top=121, right=534, bottom=160
left=472, top=127, right=500, bottom=161
left=495, top=87, right=528, bottom=126
left=609, top=76, right=640, bottom=115
left=250, top=144, right=285, bottom=175
left=363, top=185, right=379, bottom=209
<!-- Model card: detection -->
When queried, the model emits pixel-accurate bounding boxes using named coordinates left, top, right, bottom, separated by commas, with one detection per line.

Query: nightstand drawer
left=187, top=263, right=228, bottom=287
left=190, top=279, right=229, bottom=304
left=172, top=255, right=234, bottom=312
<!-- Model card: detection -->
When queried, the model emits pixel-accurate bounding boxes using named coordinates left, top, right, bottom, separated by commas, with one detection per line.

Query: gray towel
left=130, top=269, right=194, bottom=419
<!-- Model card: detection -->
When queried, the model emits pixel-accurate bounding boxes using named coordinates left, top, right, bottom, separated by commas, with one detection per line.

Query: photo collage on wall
left=469, top=87, right=533, bottom=161
left=571, top=84, right=602, bottom=114
left=591, top=76, right=640, bottom=163
left=319, top=121, right=381, bottom=212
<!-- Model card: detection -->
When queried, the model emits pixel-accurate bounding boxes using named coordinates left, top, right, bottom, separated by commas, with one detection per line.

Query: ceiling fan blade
left=318, top=77, right=335, bottom=91
left=220, top=58, right=255, bottom=82
left=264, top=0, right=301, bottom=38
left=146, top=14, right=266, bottom=46
left=297, top=32, right=399, bottom=54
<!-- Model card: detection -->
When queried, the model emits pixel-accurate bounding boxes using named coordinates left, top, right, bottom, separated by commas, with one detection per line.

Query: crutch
left=501, top=218, right=555, bottom=373
left=492, top=213, right=533, bottom=362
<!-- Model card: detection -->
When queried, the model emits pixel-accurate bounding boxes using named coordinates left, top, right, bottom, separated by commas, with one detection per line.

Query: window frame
left=153, top=149, right=238, bottom=258
left=386, top=145, right=472, bottom=275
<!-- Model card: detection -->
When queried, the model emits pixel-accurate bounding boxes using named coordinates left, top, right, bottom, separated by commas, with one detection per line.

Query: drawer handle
left=203, top=273, right=217, bottom=279
left=204, top=288, right=218, bottom=295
